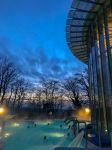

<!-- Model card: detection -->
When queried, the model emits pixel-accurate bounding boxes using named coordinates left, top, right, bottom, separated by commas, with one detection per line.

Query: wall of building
left=88, top=1, right=112, bottom=135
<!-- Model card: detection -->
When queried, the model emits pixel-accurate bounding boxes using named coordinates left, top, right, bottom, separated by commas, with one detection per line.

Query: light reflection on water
left=48, top=132, right=64, bottom=138
left=37, top=120, right=53, bottom=125
left=12, top=123, right=20, bottom=127
left=4, top=132, right=11, bottom=138
left=2, top=120, right=75, bottom=150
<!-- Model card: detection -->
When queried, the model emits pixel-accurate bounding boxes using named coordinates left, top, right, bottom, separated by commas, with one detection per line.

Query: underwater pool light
left=48, top=132, right=64, bottom=138
left=12, top=123, right=20, bottom=127
left=4, top=132, right=11, bottom=138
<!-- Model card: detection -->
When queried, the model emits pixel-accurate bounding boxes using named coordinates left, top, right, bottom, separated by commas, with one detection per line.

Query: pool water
left=3, top=120, right=74, bottom=150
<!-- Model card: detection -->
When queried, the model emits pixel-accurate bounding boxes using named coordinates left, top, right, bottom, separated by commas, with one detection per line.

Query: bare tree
left=75, top=68, right=89, bottom=98
left=35, top=88, right=42, bottom=102
left=16, top=78, right=27, bottom=110
left=63, top=68, right=89, bottom=108
left=6, top=82, right=15, bottom=105
left=40, top=78, right=60, bottom=112
left=54, top=88, right=64, bottom=111
left=64, top=77, right=82, bottom=108
left=0, top=57, right=17, bottom=104
left=31, top=87, right=43, bottom=110
left=49, top=80, right=59, bottom=102
left=10, top=77, right=29, bottom=111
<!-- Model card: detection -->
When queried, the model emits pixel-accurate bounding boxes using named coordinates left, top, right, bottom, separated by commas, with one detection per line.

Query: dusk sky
left=0, top=0, right=86, bottom=83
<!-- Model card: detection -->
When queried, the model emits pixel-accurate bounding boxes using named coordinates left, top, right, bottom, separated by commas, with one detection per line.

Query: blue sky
left=0, top=0, right=86, bottom=83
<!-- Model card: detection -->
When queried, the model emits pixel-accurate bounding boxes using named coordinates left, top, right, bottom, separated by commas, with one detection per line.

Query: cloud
left=0, top=0, right=86, bottom=83
left=0, top=36, right=85, bottom=83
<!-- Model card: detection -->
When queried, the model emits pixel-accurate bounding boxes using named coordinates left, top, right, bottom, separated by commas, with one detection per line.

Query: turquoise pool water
left=3, top=120, right=75, bottom=150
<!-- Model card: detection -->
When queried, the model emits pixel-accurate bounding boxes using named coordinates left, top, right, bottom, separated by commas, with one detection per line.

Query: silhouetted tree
left=40, top=78, right=60, bottom=112
left=11, top=77, right=29, bottom=111
left=75, top=68, right=89, bottom=98
left=64, top=77, right=82, bottom=108
left=0, top=57, right=17, bottom=104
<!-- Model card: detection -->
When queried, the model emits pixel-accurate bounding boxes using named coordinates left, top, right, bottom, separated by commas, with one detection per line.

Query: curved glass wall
left=66, top=0, right=112, bottom=136
left=89, top=3, right=112, bottom=134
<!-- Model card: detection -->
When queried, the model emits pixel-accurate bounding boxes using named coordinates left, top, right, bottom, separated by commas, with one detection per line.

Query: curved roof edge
left=66, top=0, right=105, bottom=64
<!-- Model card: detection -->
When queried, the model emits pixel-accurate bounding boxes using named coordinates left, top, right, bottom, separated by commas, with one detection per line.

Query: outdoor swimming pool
left=2, top=120, right=78, bottom=150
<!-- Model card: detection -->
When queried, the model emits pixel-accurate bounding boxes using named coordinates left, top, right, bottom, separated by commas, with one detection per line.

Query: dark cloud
left=0, top=36, right=86, bottom=82
left=0, top=0, right=86, bottom=83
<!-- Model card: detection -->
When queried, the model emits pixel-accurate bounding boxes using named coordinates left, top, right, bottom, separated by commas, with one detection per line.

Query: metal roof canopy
left=66, top=0, right=104, bottom=64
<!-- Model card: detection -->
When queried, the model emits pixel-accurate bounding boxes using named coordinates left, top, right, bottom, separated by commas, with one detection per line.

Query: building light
left=85, top=108, right=90, bottom=114
left=0, top=107, right=5, bottom=115
left=0, top=106, right=8, bottom=115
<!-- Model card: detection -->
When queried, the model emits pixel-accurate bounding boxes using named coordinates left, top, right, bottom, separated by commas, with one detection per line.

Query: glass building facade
left=66, top=0, right=112, bottom=135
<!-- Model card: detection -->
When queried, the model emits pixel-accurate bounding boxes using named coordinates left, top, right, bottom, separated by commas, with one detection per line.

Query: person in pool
left=67, top=133, right=70, bottom=136
left=27, top=125, right=30, bottom=128
left=60, top=125, right=62, bottom=128
left=34, top=122, right=37, bottom=127
left=43, top=136, right=48, bottom=142
left=43, top=136, right=47, bottom=140
left=68, top=125, right=71, bottom=129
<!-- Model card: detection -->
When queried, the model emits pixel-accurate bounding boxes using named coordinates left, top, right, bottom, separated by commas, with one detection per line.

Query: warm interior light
left=74, top=108, right=91, bottom=121
left=0, top=107, right=5, bottom=115
left=85, top=108, right=90, bottom=113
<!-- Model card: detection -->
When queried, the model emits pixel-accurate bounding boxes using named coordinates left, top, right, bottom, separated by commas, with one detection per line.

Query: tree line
left=0, top=57, right=89, bottom=113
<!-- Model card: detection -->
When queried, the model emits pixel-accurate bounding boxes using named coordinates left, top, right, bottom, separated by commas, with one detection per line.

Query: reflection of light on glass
left=49, top=112, right=52, bottom=116
left=4, top=133, right=11, bottom=138
left=48, top=133, right=64, bottom=138
left=87, top=134, right=95, bottom=138
left=12, top=123, right=20, bottom=127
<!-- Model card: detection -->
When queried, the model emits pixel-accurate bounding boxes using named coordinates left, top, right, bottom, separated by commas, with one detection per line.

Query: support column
left=88, top=55, right=92, bottom=116
left=103, top=8, right=112, bottom=93
left=88, top=29, right=95, bottom=124
left=90, top=23, right=103, bottom=146
left=92, top=24, right=103, bottom=147
left=97, top=15, right=109, bottom=132
left=88, top=54, right=94, bottom=122
left=103, top=6, right=112, bottom=134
